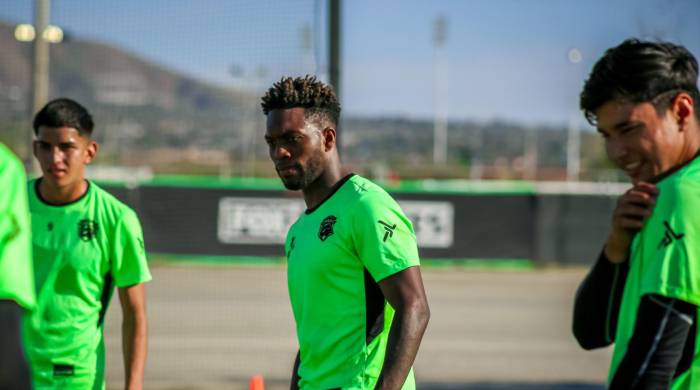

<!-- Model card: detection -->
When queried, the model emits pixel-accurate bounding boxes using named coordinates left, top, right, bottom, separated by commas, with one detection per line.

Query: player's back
left=0, top=144, right=35, bottom=310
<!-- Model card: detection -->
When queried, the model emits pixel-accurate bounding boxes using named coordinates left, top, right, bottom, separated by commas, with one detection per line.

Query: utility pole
left=566, top=48, right=582, bottom=181
left=329, top=0, right=341, bottom=153
left=433, top=15, right=448, bottom=166
left=524, top=127, right=538, bottom=180
left=300, top=23, right=314, bottom=73
left=328, top=0, right=341, bottom=99
left=27, top=0, right=50, bottom=173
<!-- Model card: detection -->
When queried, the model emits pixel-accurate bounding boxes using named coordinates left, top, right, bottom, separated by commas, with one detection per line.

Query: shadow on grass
left=419, top=382, right=605, bottom=390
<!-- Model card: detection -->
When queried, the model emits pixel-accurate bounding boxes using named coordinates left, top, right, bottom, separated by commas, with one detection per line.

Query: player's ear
left=85, top=140, right=98, bottom=164
left=671, top=92, right=694, bottom=131
left=321, top=126, right=336, bottom=152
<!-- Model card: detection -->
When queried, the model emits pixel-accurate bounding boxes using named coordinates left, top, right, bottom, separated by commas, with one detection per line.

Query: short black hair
left=580, top=39, right=700, bottom=125
left=33, top=98, right=94, bottom=136
left=260, top=75, right=341, bottom=126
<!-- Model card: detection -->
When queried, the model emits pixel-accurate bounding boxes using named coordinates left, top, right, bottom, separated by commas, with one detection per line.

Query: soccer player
left=25, top=98, right=151, bottom=389
left=573, top=39, right=700, bottom=389
left=0, top=143, right=35, bottom=389
left=261, top=76, right=430, bottom=390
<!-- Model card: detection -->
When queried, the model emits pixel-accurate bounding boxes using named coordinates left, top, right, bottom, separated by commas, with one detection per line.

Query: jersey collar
left=305, top=173, right=355, bottom=215
left=34, top=178, right=91, bottom=207
left=650, top=149, right=700, bottom=184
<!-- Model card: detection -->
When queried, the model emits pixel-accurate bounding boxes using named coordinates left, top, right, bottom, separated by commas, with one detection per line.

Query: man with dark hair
left=573, top=39, right=700, bottom=389
left=261, top=75, right=430, bottom=390
left=26, top=98, right=151, bottom=389
left=0, top=143, right=35, bottom=390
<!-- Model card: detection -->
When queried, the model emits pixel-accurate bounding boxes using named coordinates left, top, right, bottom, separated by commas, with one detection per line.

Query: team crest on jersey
left=318, top=216, right=337, bottom=242
left=78, top=219, right=99, bottom=241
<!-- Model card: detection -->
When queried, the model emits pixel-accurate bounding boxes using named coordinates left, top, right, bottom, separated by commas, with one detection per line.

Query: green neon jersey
left=609, top=156, right=700, bottom=389
left=25, top=179, right=151, bottom=389
left=285, top=174, right=420, bottom=389
left=0, top=144, right=35, bottom=310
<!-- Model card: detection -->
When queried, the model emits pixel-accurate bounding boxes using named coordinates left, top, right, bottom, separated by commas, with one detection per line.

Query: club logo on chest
left=318, top=216, right=337, bottom=242
left=78, top=219, right=99, bottom=242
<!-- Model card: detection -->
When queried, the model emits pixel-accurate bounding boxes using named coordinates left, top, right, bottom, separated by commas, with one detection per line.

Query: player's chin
left=48, top=173, right=81, bottom=190
left=41, top=173, right=63, bottom=187
left=280, top=177, right=303, bottom=191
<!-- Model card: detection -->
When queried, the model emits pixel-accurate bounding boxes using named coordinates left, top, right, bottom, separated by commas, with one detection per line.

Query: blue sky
left=2, top=0, right=699, bottom=126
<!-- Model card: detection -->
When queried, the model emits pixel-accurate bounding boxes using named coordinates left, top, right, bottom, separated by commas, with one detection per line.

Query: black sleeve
left=0, top=300, right=32, bottom=390
left=572, top=250, right=629, bottom=350
left=609, top=294, right=696, bottom=390
left=290, top=350, right=301, bottom=390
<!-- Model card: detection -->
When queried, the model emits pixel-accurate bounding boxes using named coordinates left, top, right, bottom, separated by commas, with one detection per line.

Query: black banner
left=103, top=184, right=617, bottom=265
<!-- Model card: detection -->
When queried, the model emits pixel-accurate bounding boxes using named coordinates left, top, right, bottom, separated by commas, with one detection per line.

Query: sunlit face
left=33, top=126, right=96, bottom=190
left=265, top=107, right=326, bottom=191
left=595, top=99, right=683, bottom=183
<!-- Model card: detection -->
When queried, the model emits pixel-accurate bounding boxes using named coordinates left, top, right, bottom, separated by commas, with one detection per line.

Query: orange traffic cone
left=249, top=374, right=264, bottom=390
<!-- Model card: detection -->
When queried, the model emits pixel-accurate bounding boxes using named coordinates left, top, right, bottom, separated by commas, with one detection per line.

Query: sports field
left=103, top=263, right=610, bottom=390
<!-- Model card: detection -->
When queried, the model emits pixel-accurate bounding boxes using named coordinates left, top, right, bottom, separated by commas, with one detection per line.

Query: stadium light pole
left=22, top=0, right=52, bottom=173
left=432, top=15, right=448, bottom=166
left=566, top=48, right=582, bottom=181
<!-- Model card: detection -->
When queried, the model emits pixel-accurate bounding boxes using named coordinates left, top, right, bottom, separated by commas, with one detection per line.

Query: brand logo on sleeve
left=658, top=220, right=684, bottom=249
left=318, top=216, right=337, bottom=242
left=378, top=220, right=396, bottom=242
left=78, top=219, right=99, bottom=241
left=286, top=236, right=296, bottom=258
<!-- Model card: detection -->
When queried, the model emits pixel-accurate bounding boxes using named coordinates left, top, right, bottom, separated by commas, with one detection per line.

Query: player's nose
left=272, top=145, right=292, bottom=161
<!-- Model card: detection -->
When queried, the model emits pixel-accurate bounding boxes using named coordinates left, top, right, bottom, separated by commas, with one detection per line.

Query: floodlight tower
left=17, top=0, right=62, bottom=172
left=32, top=0, right=50, bottom=120
left=433, top=15, right=448, bottom=166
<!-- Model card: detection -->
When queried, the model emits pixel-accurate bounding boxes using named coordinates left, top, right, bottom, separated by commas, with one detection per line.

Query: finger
left=621, top=191, right=657, bottom=207
left=633, top=182, right=660, bottom=197
left=617, top=217, right=646, bottom=230
left=615, top=204, right=653, bottom=219
left=614, top=203, right=654, bottom=215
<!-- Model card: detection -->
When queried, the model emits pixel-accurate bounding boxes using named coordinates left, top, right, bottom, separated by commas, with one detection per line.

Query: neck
left=39, top=178, right=88, bottom=205
left=679, top=125, right=700, bottom=165
left=302, top=162, right=343, bottom=210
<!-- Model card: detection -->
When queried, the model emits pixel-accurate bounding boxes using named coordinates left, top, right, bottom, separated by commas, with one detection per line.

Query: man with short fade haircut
left=573, top=39, right=700, bottom=389
left=261, top=75, right=430, bottom=390
left=0, top=143, right=35, bottom=390
left=25, top=98, right=151, bottom=389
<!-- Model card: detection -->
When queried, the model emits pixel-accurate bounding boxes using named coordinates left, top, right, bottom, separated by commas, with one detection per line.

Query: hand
left=604, top=182, right=658, bottom=263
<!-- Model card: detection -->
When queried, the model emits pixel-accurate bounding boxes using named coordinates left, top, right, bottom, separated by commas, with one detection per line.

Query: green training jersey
left=25, top=179, right=151, bottom=389
left=285, top=174, right=420, bottom=390
left=0, top=144, right=35, bottom=309
left=609, top=155, right=700, bottom=389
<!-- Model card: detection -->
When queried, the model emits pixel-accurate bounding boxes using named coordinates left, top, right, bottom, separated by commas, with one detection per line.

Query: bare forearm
left=375, top=304, right=429, bottom=390
left=122, top=310, right=147, bottom=390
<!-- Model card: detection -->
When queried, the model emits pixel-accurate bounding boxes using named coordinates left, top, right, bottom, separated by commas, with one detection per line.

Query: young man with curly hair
left=573, top=40, right=700, bottom=389
left=261, top=76, right=430, bottom=390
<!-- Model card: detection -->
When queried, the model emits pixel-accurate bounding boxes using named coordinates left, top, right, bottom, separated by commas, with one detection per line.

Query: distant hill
left=0, top=19, right=258, bottom=151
